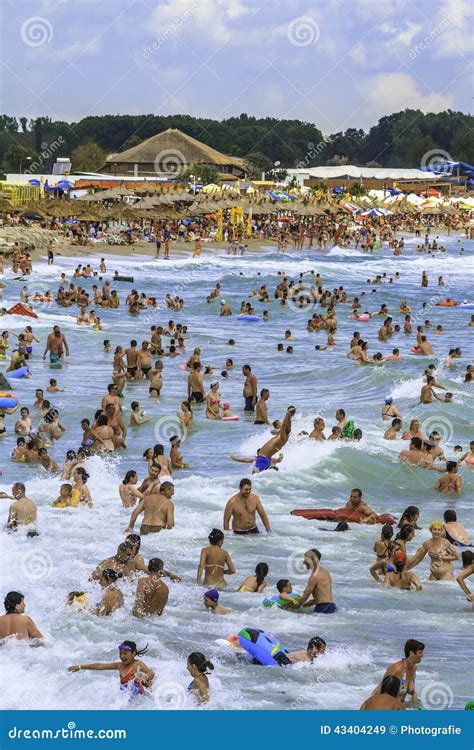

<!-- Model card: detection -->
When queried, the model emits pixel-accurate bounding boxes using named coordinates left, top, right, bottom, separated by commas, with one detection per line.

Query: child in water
left=68, top=641, right=154, bottom=696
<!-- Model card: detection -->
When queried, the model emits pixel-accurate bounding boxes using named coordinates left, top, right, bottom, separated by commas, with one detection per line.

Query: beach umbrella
left=360, top=207, right=387, bottom=217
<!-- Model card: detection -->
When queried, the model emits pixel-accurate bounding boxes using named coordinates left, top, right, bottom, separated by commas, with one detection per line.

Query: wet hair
left=276, top=579, right=290, bottom=593
left=404, top=639, right=424, bottom=658
left=188, top=652, right=214, bottom=674
left=97, top=414, right=108, bottom=427
left=398, top=506, right=419, bottom=528
left=160, top=481, right=174, bottom=493
left=75, top=468, right=89, bottom=483
left=255, top=562, right=268, bottom=585
left=208, top=528, right=224, bottom=545
left=4, top=591, right=24, bottom=613
left=380, top=675, right=401, bottom=697
left=446, top=461, right=457, bottom=472
left=153, top=444, right=164, bottom=456
left=443, top=510, right=456, bottom=523
left=239, top=478, right=251, bottom=490
left=148, top=558, right=163, bottom=573
left=334, top=521, right=349, bottom=532
left=125, top=534, right=141, bottom=551
left=307, top=636, right=326, bottom=653
left=102, top=569, right=123, bottom=583
left=119, top=641, right=149, bottom=657
left=381, top=524, right=394, bottom=540
left=123, top=470, right=137, bottom=485
left=395, top=524, right=414, bottom=543
left=410, top=437, right=422, bottom=450
left=306, top=548, right=321, bottom=561
left=66, top=450, right=77, bottom=460
left=461, top=551, right=474, bottom=568
left=131, top=401, right=139, bottom=410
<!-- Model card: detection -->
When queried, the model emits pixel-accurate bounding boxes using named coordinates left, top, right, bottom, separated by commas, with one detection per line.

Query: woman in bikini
left=197, top=529, right=235, bottom=590
left=119, top=471, right=143, bottom=508
left=205, top=382, right=222, bottom=420
left=68, top=641, right=154, bottom=696
left=369, top=524, right=395, bottom=582
left=71, top=467, right=93, bottom=508
left=187, top=652, right=214, bottom=704
left=381, top=397, right=401, bottom=422
left=178, top=401, right=193, bottom=430
left=407, top=521, right=458, bottom=580
left=238, top=562, right=269, bottom=593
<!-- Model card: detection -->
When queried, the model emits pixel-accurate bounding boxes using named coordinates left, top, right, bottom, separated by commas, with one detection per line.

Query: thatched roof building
left=103, top=128, right=245, bottom=179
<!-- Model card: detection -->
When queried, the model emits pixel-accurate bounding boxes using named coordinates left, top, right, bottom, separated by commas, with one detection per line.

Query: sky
left=1, top=0, right=472, bottom=134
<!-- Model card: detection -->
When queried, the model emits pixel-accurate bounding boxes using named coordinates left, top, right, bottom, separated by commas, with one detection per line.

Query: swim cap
left=393, top=550, right=406, bottom=564
left=223, top=403, right=230, bottom=409
left=204, top=588, right=219, bottom=603
left=221, top=299, right=226, bottom=304
left=385, top=397, right=393, bottom=404
left=429, top=521, right=444, bottom=530
left=464, top=701, right=474, bottom=710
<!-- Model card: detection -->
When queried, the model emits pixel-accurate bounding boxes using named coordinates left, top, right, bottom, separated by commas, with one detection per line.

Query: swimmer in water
left=288, top=636, right=327, bottom=663
left=203, top=588, right=230, bottom=614
left=68, top=641, right=154, bottom=695
left=360, top=676, right=405, bottom=710
left=382, top=551, right=422, bottom=591
left=187, top=652, right=214, bottom=704
left=197, top=528, right=235, bottom=589
left=238, top=562, right=269, bottom=593
left=0, top=591, right=43, bottom=643
left=434, top=461, right=462, bottom=495
left=374, top=639, right=425, bottom=705
left=407, top=521, right=458, bottom=580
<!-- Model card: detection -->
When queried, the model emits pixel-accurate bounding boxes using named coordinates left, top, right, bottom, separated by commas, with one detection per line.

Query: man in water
left=242, top=364, right=258, bottom=412
left=132, top=558, right=169, bottom=617
left=125, top=481, right=175, bottom=535
left=42, top=325, right=69, bottom=363
left=420, top=376, right=444, bottom=404
left=187, top=361, right=205, bottom=403
left=288, top=636, right=327, bottom=663
left=203, top=588, right=230, bottom=615
left=223, top=478, right=271, bottom=534
left=344, top=488, right=378, bottom=524
left=91, top=542, right=148, bottom=580
left=0, top=591, right=43, bottom=642
left=297, top=549, right=336, bottom=614
left=254, top=406, right=295, bottom=472
left=360, top=676, right=405, bottom=710
left=399, top=437, right=440, bottom=470
left=0, top=483, right=37, bottom=533
left=375, top=639, right=425, bottom=705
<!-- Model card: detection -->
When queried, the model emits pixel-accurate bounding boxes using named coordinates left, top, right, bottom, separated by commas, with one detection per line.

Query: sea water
left=0, top=234, right=473, bottom=710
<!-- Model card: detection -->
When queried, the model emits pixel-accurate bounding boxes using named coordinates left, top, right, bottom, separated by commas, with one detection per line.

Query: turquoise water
left=0, top=233, right=473, bottom=710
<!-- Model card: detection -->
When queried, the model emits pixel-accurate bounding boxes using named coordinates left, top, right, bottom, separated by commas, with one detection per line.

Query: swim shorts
left=254, top=455, right=271, bottom=472
left=314, top=602, right=337, bottom=614
left=140, top=524, right=164, bottom=535
left=191, top=392, right=204, bottom=403
left=127, top=366, right=138, bottom=377
left=141, top=367, right=151, bottom=376
left=50, top=353, right=60, bottom=364
left=254, top=420, right=265, bottom=425
left=233, top=526, right=260, bottom=535
left=149, top=386, right=161, bottom=395
left=244, top=396, right=255, bottom=411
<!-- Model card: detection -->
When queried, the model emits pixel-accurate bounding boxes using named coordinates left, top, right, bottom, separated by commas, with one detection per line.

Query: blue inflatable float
left=237, top=315, right=260, bottom=322
left=7, top=366, right=29, bottom=379
left=0, top=392, right=19, bottom=409
left=238, top=627, right=291, bottom=666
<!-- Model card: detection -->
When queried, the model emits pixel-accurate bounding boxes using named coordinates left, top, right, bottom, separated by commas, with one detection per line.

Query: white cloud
left=363, top=72, right=452, bottom=121
left=350, top=42, right=367, bottom=65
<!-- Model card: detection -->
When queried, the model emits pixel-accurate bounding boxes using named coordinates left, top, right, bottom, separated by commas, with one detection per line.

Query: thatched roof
left=105, top=128, right=244, bottom=170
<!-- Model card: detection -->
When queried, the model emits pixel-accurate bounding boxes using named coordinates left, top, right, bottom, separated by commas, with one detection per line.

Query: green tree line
left=0, top=110, right=472, bottom=176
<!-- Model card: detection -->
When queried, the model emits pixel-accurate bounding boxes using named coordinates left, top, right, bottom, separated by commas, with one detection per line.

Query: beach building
left=102, top=128, right=245, bottom=179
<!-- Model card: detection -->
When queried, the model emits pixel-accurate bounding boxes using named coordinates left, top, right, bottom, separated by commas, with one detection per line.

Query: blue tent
left=28, top=179, right=40, bottom=187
